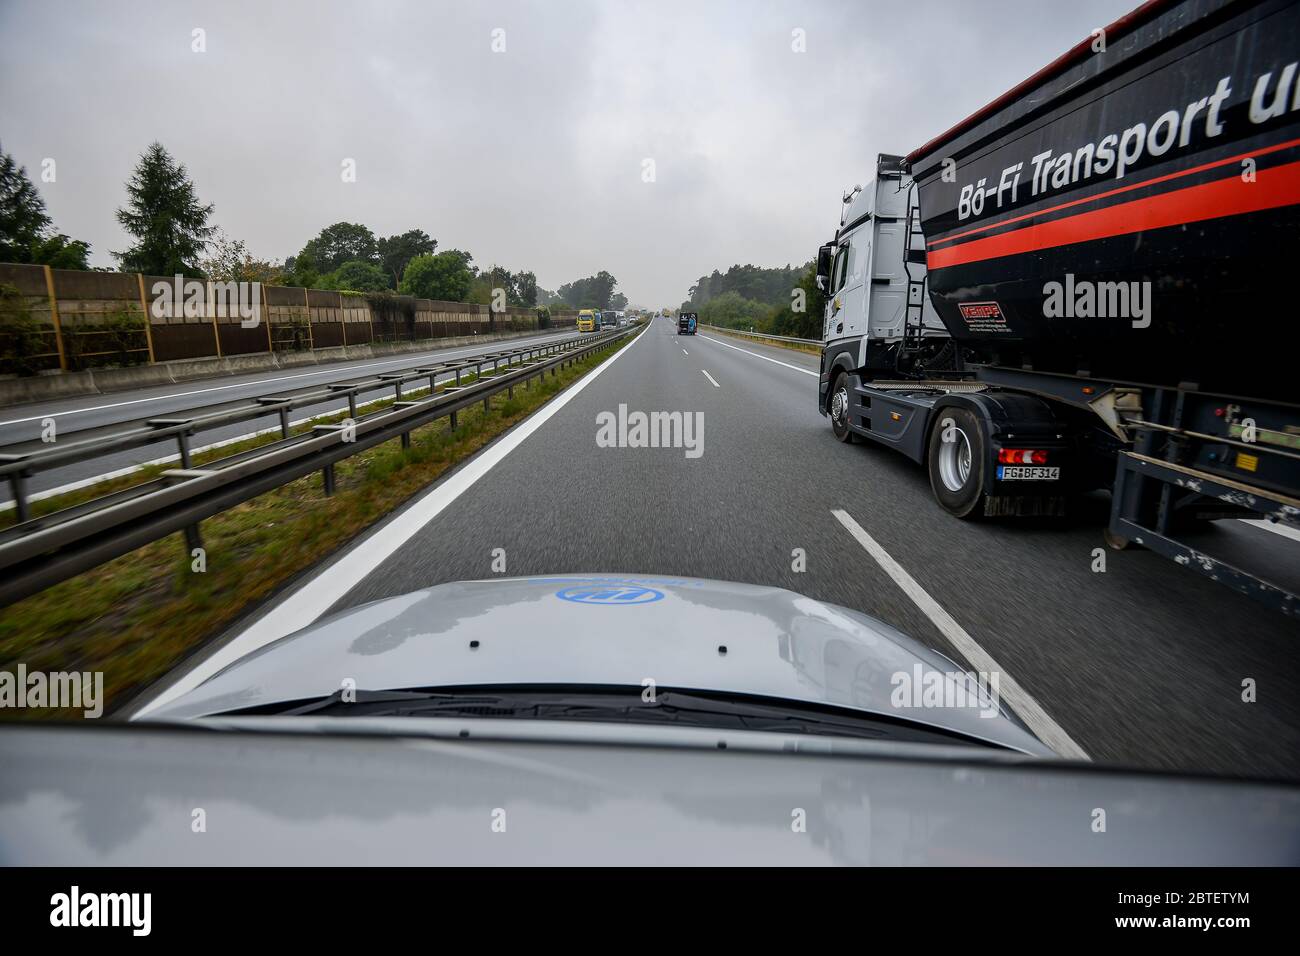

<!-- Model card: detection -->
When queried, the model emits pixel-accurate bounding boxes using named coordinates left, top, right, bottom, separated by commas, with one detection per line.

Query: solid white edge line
left=698, top=334, right=818, bottom=376
left=0, top=331, right=580, bottom=427
left=1243, top=518, right=1300, bottom=544
left=132, top=328, right=647, bottom=718
left=831, top=508, right=1090, bottom=761
left=701, top=369, right=720, bottom=388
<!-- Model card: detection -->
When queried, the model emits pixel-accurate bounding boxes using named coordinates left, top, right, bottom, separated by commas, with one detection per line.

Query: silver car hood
left=3, top=723, right=1298, bottom=865
left=139, top=574, right=1051, bottom=755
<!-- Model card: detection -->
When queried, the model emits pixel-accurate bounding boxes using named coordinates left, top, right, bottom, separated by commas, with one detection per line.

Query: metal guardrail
left=0, top=326, right=636, bottom=607
left=699, top=325, right=820, bottom=346
left=0, top=330, right=601, bottom=520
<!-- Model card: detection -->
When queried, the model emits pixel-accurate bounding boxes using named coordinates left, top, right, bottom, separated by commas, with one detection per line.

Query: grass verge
left=0, top=330, right=638, bottom=719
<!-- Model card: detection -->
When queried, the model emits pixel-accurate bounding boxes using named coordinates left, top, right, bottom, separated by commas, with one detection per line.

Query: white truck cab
left=817, top=153, right=947, bottom=403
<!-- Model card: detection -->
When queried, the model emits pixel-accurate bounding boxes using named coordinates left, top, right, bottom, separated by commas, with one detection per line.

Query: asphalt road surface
left=170, top=317, right=1300, bottom=778
left=0, top=328, right=584, bottom=501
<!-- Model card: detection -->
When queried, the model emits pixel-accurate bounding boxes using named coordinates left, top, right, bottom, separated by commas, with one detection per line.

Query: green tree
left=113, top=142, right=214, bottom=277
left=283, top=251, right=320, bottom=289
left=324, top=259, right=389, bottom=292
left=697, top=291, right=771, bottom=331
left=199, top=228, right=249, bottom=280
left=557, top=270, right=619, bottom=309
left=769, top=264, right=826, bottom=339
left=0, top=145, right=92, bottom=268
left=399, top=250, right=475, bottom=301
left=0, top=147, right=50, bottom=262
left=377, top=229, right=436, bottom=287
left=476, top=265, right=538, bottom=308
left=686, top=262, right=805, bottom=308
left=29, top=234, right=91, bottom=270
left=511, top=270, right=537, bottom=307
left=299, top=222, right=378, bottom=274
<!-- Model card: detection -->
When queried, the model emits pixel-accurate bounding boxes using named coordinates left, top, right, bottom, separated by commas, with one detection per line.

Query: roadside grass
left=0, top=332, right=636, bottom=720
left=702, top=326, right=821, bottom=355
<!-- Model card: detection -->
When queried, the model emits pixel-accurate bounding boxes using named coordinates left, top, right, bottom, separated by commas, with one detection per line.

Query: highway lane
left=0, top=328, right=584, bottom=501
left=213, top=314, right=1300, bottom=778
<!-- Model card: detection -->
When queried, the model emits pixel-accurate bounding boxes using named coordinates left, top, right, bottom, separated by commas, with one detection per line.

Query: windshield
left=1, top=0, right=1297, bottom=878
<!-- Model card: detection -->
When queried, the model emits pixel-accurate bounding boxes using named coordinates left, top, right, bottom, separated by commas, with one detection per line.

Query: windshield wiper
left=276, top=689, right=514, bottom=717
left=231, top=686, right=1000, bottom=749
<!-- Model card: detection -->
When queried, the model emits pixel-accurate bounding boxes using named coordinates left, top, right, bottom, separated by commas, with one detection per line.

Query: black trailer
left=819, top=0, right=1300, bottom=615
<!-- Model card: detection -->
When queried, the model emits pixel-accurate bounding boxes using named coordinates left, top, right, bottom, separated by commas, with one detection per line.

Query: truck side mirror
left=815, top=243, right=834, bottom=293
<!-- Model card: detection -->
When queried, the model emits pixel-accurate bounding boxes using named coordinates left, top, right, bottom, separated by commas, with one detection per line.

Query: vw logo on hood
left=555, top=584, right=665, bottom=605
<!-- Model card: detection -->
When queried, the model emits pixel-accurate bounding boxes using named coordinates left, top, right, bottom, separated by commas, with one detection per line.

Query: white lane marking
left=0, top=332, right=578, bottom=427
left=702, top=369, right=720, bottom=388
left=681, top=348, right=689, bottom=355
left=133, top=329, right=648, bottom=718
left=698, top=334, right=818, bottom=376
left=1243, top=518, right=1300, bottom=544
left=831, top=508, right=1090, bottom=761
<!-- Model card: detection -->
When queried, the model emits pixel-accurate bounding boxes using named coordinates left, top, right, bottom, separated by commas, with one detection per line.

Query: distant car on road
left=678, top=312, right=697, bottom=335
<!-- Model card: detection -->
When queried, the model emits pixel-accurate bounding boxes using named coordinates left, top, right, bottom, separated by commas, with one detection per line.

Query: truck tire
left=829, top=372, right=854, bottom=443
left=927, top=407, right=986, bottom=518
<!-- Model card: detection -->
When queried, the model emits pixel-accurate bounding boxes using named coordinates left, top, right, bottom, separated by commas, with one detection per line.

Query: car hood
left=138, top=574, right=1052, bottom=755
left=4, top=723, right=1298, bottom=865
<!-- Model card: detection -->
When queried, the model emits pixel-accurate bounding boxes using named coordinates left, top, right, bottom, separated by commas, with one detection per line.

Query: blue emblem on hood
left=555, top=584, right=664, bottom=605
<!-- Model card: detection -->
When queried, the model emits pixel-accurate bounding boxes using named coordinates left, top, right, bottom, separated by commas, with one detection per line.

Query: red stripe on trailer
left=928, top=136, right=1300, bottom=248
left=926, top=159, right=1300, bottom=270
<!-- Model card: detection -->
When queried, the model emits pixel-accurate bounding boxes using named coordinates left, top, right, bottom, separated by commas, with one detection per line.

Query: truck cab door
left=825, top=229, right=867, bottom=341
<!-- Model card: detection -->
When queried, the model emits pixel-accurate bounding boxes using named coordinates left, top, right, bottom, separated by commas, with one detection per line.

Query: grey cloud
left=0, top=0, right=1135, bottom=307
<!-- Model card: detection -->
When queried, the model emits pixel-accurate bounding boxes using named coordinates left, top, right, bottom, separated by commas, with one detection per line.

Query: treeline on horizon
left=0, top=140, right=629, bottom=314
left=683, top=262, right=824, bottom=339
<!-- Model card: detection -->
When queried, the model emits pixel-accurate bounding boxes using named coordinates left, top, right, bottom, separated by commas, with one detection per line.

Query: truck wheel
left=829, top=373, right=854, bottom=443
left=927, top=407, right=985, bottom=518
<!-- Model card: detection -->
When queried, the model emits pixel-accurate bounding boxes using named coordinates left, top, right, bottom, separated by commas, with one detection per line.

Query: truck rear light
left=998, top=448, right=1048, bottom=464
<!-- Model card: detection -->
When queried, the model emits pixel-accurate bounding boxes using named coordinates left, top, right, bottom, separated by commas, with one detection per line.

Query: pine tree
left=113, top=142, right=214, bottom=277
left=0, top=147, right=51, bottom=263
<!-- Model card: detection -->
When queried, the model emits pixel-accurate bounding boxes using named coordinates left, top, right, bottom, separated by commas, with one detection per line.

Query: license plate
left=997, top=466, right=1060, bottom=481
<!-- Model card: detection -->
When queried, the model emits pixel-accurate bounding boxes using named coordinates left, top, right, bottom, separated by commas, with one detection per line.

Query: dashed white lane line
left=0, top=333, right=580, bottom=427
left=698, top=334, right=818, bottom=376
left=132, top=328, right=648, bottom=718
left=682, top=348, right=689, bottom=355
left=702, top=369, right=720, bottom=388
left=831, top=508, right=1090, bottom=761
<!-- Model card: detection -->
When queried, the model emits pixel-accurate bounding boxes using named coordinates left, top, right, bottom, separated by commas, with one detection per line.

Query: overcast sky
left=0, top=0, right=1135, bottom=307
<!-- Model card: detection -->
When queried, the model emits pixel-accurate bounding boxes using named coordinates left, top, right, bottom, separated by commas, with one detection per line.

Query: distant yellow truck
left=577, top=309, right=599, bottom=332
